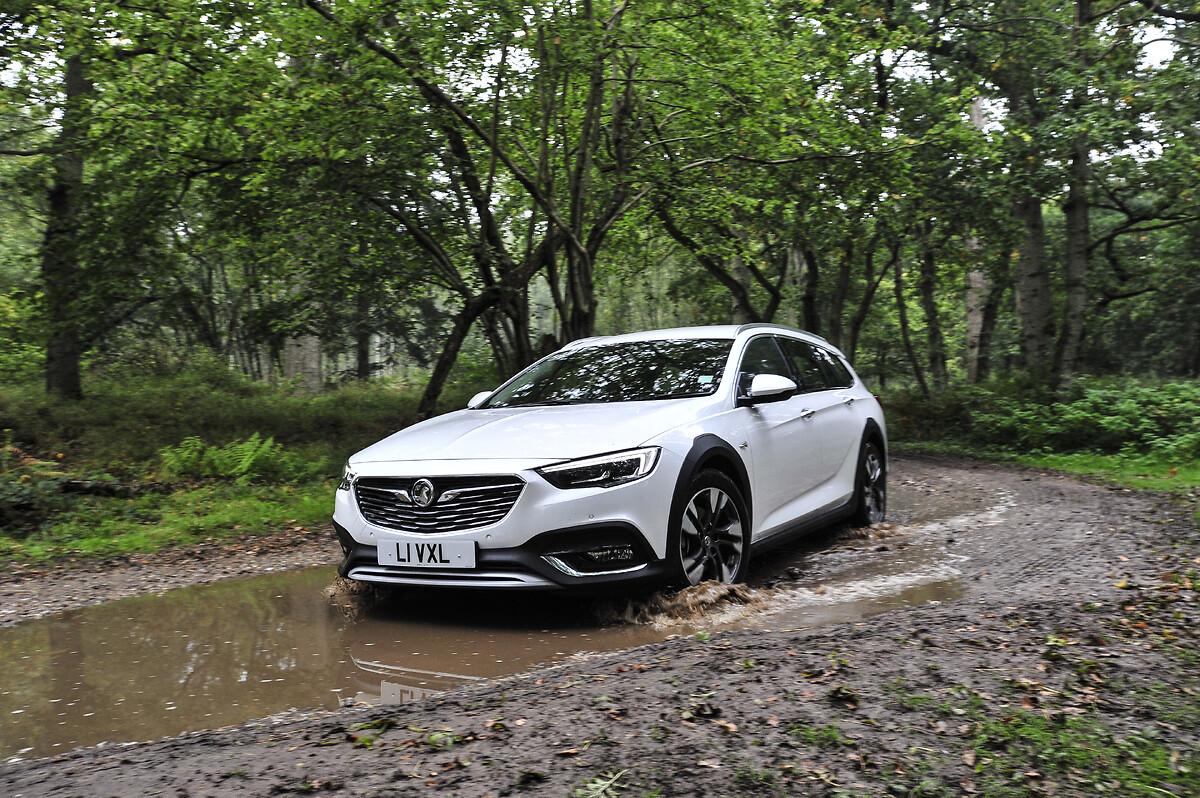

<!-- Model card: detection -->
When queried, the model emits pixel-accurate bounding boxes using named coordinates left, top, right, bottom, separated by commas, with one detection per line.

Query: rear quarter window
left=811, top=346, right=854, bottom=388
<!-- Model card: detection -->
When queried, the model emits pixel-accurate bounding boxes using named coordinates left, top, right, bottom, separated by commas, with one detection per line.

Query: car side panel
left=740, top=395, right=827, bottom=540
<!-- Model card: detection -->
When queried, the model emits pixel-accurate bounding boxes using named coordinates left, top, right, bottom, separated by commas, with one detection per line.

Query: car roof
left=560, top=323, right=831, bottom=351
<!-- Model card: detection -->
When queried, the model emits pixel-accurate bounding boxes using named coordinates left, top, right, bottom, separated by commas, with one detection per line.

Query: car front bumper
left=333, top=520, right=673, bottom=592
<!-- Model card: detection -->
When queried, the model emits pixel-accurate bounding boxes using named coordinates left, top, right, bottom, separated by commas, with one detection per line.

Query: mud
left=2, top=454, right=1198, bottom=797
left=1, top=455, right=989, bottom=759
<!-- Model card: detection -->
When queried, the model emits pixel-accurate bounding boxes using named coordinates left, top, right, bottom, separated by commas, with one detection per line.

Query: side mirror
left=467, top=390, right=492, bottom=409
left=739, top=373, right=797, bottom=406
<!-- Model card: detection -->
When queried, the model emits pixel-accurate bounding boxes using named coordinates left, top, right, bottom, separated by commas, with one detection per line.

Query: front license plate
left=377, top=538, right=476, bottom=569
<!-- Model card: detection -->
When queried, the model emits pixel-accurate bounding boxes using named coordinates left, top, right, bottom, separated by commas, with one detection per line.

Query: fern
left=158, top=434, right=325, bottom=484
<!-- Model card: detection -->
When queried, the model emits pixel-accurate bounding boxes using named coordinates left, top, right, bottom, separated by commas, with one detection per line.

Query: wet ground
left=0, top=457, right=1004, bottom=759
left=5, top=455, right=1197, bottom=797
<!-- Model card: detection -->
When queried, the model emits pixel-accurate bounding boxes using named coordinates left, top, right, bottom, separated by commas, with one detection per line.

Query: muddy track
left=3, top=454, right=1198, bottom=797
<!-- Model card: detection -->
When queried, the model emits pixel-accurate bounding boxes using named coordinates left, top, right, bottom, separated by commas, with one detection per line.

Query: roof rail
left=560, top=336, right=606, bottom=350
left=734, top=322, right=829, bottom=345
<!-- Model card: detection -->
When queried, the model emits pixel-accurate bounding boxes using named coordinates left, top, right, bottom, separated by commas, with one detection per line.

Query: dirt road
left=3, top=454, right=1198, bottom=797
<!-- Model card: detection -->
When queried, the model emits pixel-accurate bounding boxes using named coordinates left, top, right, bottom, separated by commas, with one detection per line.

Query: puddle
left=0, top=462, right=1007, bottom=759
left=0, top=571, right=665, bottom=760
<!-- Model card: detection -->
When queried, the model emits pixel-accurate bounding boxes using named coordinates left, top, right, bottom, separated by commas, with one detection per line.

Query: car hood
left=350, top=400, right=711, bottom=464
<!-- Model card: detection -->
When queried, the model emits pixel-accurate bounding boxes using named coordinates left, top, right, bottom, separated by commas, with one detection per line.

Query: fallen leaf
left=712, top=719, right=738, bottom=733
left=698, top=760, right=721, bottom=768
left=767, top=715, right=780, bottom=727
left=963, top=749, right=977, bottom=766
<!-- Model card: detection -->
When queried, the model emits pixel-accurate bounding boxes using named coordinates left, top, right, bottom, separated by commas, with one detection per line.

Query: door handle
left=800, top=408, right=816, bottom=420
left=843, top=396, right=856, bottom=406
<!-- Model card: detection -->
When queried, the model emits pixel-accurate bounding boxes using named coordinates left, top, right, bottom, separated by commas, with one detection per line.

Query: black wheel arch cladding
left=669, top=433, right=753, bottom=534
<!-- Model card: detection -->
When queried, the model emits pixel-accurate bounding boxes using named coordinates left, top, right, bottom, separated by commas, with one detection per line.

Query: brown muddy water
left=0, top=469, right=1008, bottom=759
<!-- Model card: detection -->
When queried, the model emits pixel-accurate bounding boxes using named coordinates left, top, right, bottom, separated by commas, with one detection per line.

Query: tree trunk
left=826, top=239, right=853, bottom=350
left=417, top=295, right=495, bottom=419
left=965, top=266, right=989, bottom=384
left=974, top=260, right=1008, bottom=384
left=917, top=223, right=948, bottom=387
left=846, top=238, right=893, bottom=364
left=1056, top=137, right=1089, bottom=384
left=730, top=252, right=755, bottom=324
left=1013, top=193, right=1055, bottom=377
left=354, top=290, right=372, bottom=381
left=800, top=245, right=821, bottom=335
left=282, top=335, right=322, bottom=390
left=41, top=54, right=89, bottom=400
left=1056, top=0, right=1092, bottom=386
left=894, top=256, right=929, bottom=397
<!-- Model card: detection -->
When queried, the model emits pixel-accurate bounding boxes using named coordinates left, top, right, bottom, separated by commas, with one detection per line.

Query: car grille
left=354, top=476, right=525, bottom=533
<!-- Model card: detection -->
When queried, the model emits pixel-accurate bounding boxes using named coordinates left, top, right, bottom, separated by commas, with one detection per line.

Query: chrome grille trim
left=354, top=475, right=525, bottom=533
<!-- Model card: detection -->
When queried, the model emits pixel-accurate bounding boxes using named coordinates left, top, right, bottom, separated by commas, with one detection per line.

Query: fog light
left=584, top=545, right=634, bottom=563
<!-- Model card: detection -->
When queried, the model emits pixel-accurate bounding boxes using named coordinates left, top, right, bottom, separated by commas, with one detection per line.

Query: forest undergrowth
left=886, top=376, right=1200, bottom=501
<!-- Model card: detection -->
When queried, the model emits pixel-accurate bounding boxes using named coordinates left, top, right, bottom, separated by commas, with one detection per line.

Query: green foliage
left=0, top=289, right=41, bottom=380
left=571, top=770, right=626, bottom=798
left=886, top=378, right=1200, bottom=461
left=0, top=440, right=74, bottom=537
left=0, top=358, right=431, bottom=561
left=0, top=356, right=420, bottom=475
left=157, top=433, right=326, bottom=485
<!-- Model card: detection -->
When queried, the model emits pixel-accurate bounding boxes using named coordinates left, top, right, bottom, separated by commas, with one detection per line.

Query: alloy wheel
left=679, top=486, right=745, bottom=585
left=861, top=444, right=886, bottom=524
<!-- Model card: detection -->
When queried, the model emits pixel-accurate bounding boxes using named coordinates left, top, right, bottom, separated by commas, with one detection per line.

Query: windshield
left=483, top=338, right=732, bottom=408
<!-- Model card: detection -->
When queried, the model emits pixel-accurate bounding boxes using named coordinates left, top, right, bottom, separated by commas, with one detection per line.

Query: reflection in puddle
left=0, top=571, right=667, bottom=759
left=0, top=463, right=1008, bottom=760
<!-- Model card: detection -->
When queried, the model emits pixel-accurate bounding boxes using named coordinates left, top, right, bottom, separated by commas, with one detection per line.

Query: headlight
left=537, top=447, right=660, bottom=489
left=338, top=463, right=357, bottom=491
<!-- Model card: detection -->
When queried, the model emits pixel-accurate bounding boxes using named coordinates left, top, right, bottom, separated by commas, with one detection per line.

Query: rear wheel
left=670, top=470, right=750, bottom=587
left=852, top=439, right=886, bottom=526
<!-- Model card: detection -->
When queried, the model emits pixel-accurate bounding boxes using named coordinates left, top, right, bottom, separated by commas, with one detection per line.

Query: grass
left=788, top=722, right=848, bottom=748
left=1011, top=451, right=1200, bottom=492
left=895, top=440, right=1200, bottom=517
left=967, top=712, right=1200, bottom=796
left=0, top=481, right=333, bottom=563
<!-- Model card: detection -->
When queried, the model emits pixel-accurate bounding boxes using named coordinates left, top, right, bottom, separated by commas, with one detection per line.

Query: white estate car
left=333, top=324, right=886, bottom=592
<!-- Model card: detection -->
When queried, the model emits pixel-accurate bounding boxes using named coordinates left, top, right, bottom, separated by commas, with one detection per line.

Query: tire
left=669, top=469, right=750, bottom=587
left=851, top=439, right=887, bottom=526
